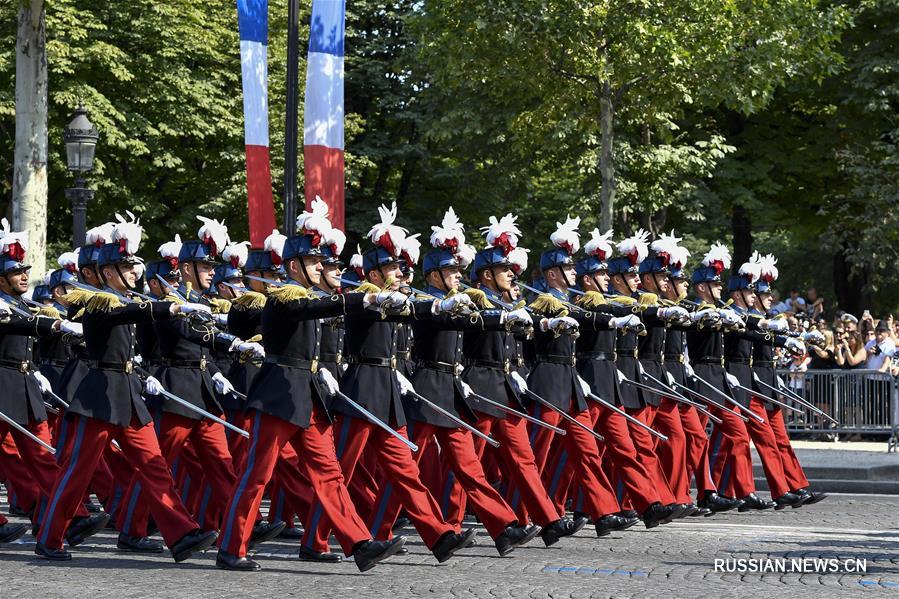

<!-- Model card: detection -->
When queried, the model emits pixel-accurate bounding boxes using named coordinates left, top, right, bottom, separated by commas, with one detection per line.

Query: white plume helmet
left=455, top=243, right=476, bottom=268
left=296, top=196, right=332, bottom=240
left=702, top=242, right=732, bottom=275
left=650, top=230, right=683, bottom=268
left=549, top=215, right=581, bottom=255
left=617, top=228, right=650, bottom=266
left=324, top=227, right=346, bottom=257
left=668, top=243, right=691, bottom=271
left=367, top=201, right=408, bottom=257
left=400, top=233, right=422, bottom=266
left=430, top=206, right=466, bottom=251
left=196, top=216, right=229, bottom=257
left=86, top=222, right=115, bottom=247
left=0, top=218, right=28, bottom=262
left=584, top=228, right=614, bottom=260
left=223, top=241, right=251, bottom=269
left=738, top=250, right=762, bottom=284
left=480, top=213, right=520, bottom=255
left=263, top=229, right=287, bottom=266
left=758, top=253, right=779, bottom=283
left=157, top=234, right=183, bottom=270
left=349, top=244, right=364, bottom=277
left=57, top=251, right=79, bottom=274
left=112, top=211, right=143, bottom=257
left=507, top=247, right=530, bottom=275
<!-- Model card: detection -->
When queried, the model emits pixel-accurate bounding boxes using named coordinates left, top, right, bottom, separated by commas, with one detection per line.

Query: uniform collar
left=0, top=290, right=20, bottom=304
left=425, top=284, right=447, bottom=298
left=53, top=301, right=67, bottom=313
left=481, top=285, right=503, bottom=301
left=546, top=286, right=569, bottom=301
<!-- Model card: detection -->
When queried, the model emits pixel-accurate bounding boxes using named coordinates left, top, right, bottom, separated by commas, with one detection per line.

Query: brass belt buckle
left=19, top=361, right=29, bottom=374
left=199, top=356, right=208, bottom=371
left=517, top=357, right=524, bottom=367
left=569, top=355, right=576, bottom=366
left=390, top=356, right=397, bottom=370
left=311, top=358, right=319, bottom=373
left=124, top=360, right=134, bottom=374
left=503, top=359, right=511, bottom=374
left=453, top=362, right=463, bottom=377
left=335, top=352, right=343, bottom=365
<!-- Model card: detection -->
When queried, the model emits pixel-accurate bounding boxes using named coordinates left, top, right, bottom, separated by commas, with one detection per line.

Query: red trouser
left=302, top=415, right=454, bottom=553
left=119, top=411, right=236, bottom=537
left=0, top=434, right=41, bottom=516
left=38, top=414, right=198, bottom=550
left=675, top=404, right=716, bottom=496
left=767, top=407, right=809, bottom=491
left=708, top=404, right=755, bottom=498
left=219, top=409, right=370, bottom=557
left=348, top=453, right=380, bottom=521
left=444, top=411, right=561, bottom=529
left=651, top=398, right=691, bottom=503
left=267, top=442, right=315, bottom=525
left=622, top=405, right=677, bottom=504
left=745, top=398, right=791, bottom=498
left=370, top=421, right=517, bottom=540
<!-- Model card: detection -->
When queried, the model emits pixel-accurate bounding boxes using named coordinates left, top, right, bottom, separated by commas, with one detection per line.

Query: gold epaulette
left=62, top=288, right=96, bottom=307
left=232, top=291, right=267, bottom=311
left=208, top=297, right=231, bottom=314
left=37, top=305, right=62, bottom=319
left=165, top=292, right=185, bottom=305
left=348, top=281, right=381, bottom=294
left=85, top=292, right=125, bottom=313
left=638, top=292, right=659, bottom=307
left=268, top=284, right=311, bottom=304
left=528, top=293, right=568, bottom=317
left=461, top=287, right=494, bottom=309
left=576, top=291, right=607, bottom=309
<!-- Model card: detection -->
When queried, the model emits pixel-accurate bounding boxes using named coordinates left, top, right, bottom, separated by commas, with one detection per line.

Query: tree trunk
left=730, top=203, right=752, bottom=276
left=833, top=245, right=872, bottom=315
left=12, top=0, right=48, bottom=283
left=598, top=80, right=615, bottom=231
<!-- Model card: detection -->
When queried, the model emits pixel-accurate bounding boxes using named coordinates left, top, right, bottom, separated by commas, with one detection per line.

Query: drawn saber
left=465, top=390, right=566, bottom=435
left=458, top=282, right=533, bottom=313
left=754, top=375, right=839, bottom=425
left=636, top=367, right=723, bottom=424
left=729, top=382, right=803, bottom=415
left=690, top=375, right=765, bottom=423
left=670, top=381, right=747, bottom=423
left=331, top=389, right=418, bottom=452
left=517, top=281, right=586, bottom=314
left=0, top=409, right=55, bottom=454
left=404, top=389, right=500, bottom=448
left=522, top=389, right=604, bottom=442
left=583, top=390, right=668, bottom=441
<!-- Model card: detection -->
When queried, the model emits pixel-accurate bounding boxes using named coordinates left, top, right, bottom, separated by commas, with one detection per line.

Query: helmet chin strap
left=555, top=266, right=575, bottom=291
left=114, top=264, right=136, bottom=291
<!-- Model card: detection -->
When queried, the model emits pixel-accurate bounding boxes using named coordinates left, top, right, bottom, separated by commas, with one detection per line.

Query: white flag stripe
left=240, top=40, right=269, bottom=147
left=303, top=51, right=345, bottom=150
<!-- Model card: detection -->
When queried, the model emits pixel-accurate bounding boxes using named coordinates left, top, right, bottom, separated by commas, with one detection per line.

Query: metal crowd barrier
left=777, top=369, right=899, bottom=451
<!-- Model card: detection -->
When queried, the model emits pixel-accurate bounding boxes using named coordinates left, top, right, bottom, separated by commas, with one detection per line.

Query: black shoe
left=298, top=545, right=342, bottom=563
left=698, top=492, right=743, bottom=513
left=691, top=507, right=713, bottom=517
left=738, top=493, right=776, bottom=512
left=432, top=528, right=477, bottom=563
left=595, top=515, right=624, bottom=537
left=679, top=504, right=700, bottom=518
left=117, top=532, right=163, bottom=553
left=170, top=529, right=218, bottom=563
left=0, top=523, right=28, bottom=544
left=614, top=515, right=640, bottom=531
left=249, top=520, right=286, bottom=549
left=392, top=516, right=412, bottom=531
left=216, top=550, right=261, bottom=571
left=774, top=492, right=805, bottom=510
left=666, top=503, right=692, bottom=521
left=494, top=524, right=541, bottom=556
left=540, top=516, right=585, bottom=547
left=617, top=510, right=639, bottom=519
left=35, top=542, right=72, bottom=561
left=354, top=536, right=406, bottom=572
left=65, top=513, right=111, bottom=547
left=642, top=503, right=675, bottom=529
left=84, top=501, right=102, bottom=514
left=795, top=488, right=828, bottom=506
left=277, top=526, right=305, bottom=539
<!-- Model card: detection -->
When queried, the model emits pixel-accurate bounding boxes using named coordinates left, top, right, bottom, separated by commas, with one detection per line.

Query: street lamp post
left=63, top=105, right=99, bottom=247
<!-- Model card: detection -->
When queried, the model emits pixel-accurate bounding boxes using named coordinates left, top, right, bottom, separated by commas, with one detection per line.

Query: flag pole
left=283, top=0, right=300, bottom=235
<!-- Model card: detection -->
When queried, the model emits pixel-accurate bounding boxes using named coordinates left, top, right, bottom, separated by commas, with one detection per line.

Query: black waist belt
left=418, top=360, right=464, bottom=376
left=346, top=355, right=397, bottom=369
left=162, top=357, right=208, bottom=371
left=264, top=355, right=318, bottom=371
left=697, top=357, right=725, bottom=366
left=754, top=360, right=775, bottom=368
left=318, top=352, right=343, bottom=364
left=40, top=358, right=69, bottom=368
left=726, top=357, right=752, bottom=365
left=535, top=354, right=576, bottom=366
left=0, top=359, right=30, bottom=373
left=466, top=358, right=511, bottom=373
left=89, top=360, right=134, bottom=373
left=639, top=352, right=664, bottom=362
left=577, top=351, right=617, bottom=362
left=664, top=354, right=685, bottom=364
left=396, top=350, right=412, bottom=360
left=616, top=349, right=638, bottom=358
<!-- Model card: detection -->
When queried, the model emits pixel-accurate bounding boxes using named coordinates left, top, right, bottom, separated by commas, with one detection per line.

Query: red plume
left=230, top=255, right=240, bottom=268
left=376, top=232, right=396, bottom=257
left=658, top=252, right=671, bottom=267
left=167, top=256, right=179, bottom=269
left=7, top=242, right=25, bottom=263
left=270, top=251, right=282, bottom=266
left=118, top=238, right=128, bottom=255
left=203, top=234, right=219, bottom=257
left=65, top=263, right=77, bottom=274
left=494, top=232, right=514, bottom=256
left=710, top=260, right=725, bottom=275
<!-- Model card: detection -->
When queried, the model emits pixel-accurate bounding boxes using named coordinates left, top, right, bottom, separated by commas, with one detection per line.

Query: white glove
left=690, top=308, right=719, bottom=324
left=459, top=380, right=473, bottom=398
left=684, top=362, right=695, bottom=378
left=317, top=368, right=340, bottom=396
left=0, top=299, right=10, bottom=317
left=231, top=340, right=265, bottom=359
left=785, top=338, right=805, bottom=354
left=395, top=371, right=416, bottom=396
left=214, top=313, right=230, bottom=326
left=761, top=318, right=788, bottom=332
left=719, top=309, right=743, bottom=327
left=616, top=370, right=627, bottom=384
left=212, top=372, right=235, bottom=395
left=658, top=306, right=690, bottom=322
left=59, top=320, right=83, bottom=336
left=725, top=372, right=740, bottom=388
left=541, top=316, right=579, bottom=334
left=433, top=294, right=473, bottom=314
left=33, top=371, right=52, bottom=394
left=611, top=314, right=641, bottom=329
left=509, top=371, right=529, bottom=394
left=776, top=374, right=787, bottom=388
left=577, top=376, right=592, bottom=397
left=506, top=307, right=532, bottom=326
left=366, top=291, right=408, bottom=310
left=665, top=371, right=677, bottom=386
left=180, top=302, right=212, bottom=315
left=801, top=331, right=825, bottom=344
left=133, top=354, right=144, bottom=366
left=144, top=376, right=164, bottom=396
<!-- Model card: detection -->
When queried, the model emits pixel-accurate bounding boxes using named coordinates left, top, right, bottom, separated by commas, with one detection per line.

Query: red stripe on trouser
left=623, top=405, right=677, bottom=505
left=708, top=404, right=755, bottom=497
left=676, top=404, right=717, bottom=496
left=303, top=417, right=453, bottom=551
left=348, top=453, right=380, bottom=522
left=0, top=433, right=41, bottom=516
left=766, top=408, right=809, bottom=490
left=745, top=398, right=791, bottom=498
left=450, top=412, right=561, bottom=528
left=220, top=409, right=369, bottom=557
left=372, top=423, right=516, bottom=540
left=652, top=398, right=691, bottom=503
left=123, top=413, right=236, bottom=537
left=39, top=415, right=197, bottom=550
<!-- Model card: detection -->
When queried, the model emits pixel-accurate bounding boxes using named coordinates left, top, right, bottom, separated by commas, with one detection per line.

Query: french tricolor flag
left=303, top=0, right=345, bottom=231
left=237, top=0, right=277, bottom=246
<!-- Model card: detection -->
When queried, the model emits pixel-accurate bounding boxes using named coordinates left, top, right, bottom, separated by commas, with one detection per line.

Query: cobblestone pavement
left=1, top=492, right=897, bottom=598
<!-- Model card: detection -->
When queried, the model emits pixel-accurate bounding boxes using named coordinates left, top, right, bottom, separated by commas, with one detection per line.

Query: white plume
left=296, top=196, right=332, bottom=236
left=668, top=244, right=691, bottom=270
left=738, top=251, right=762, bottom=283
left=758, top=253, right=779, bottom=283
left=324, top=227, right=346, bottom=256
left=549, top=215, right=581, bottom=254
left=508, top=247, right=530, bottom=274
left=616, top=228, right=650, bottom=265
left=349, top=244, right=364, bottom=273
left=112, top=211, right=143, bottom=256
left=157, top=234, right=183, bottom=259
left=366, top=201, right=408, bottom=257
left=223, top=241, right=251, bottom=268
left=86, top=222, right=115, bottom=247
left=455, top=243, right=476, bottom=268
left=480, top=213, right=520, bottom=253
left=400, top=233, right=422, bottom=266
left=196, top=215, right=229, bottom=257
left=57, top=251, right=79, bottom=273
left=584, top=228, right=614, bottom=260
left=430, top=206, right=466, bottom=250
left=0, top=218, right=28, bottom=257
left=702, top=242, right=732, bottom=273
left=263, top=229, right=287, bottom=260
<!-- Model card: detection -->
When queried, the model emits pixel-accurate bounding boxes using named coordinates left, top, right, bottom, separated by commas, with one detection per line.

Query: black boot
left=0, top=523, right=28, bottom=544
left=795, top=488, right=828, bottom=506
left=65, top=513, right=111, bottom=547
left=540, top=516, right=585, bottom=547
left=216, top=550, right=261, bottom=571
left=354, top=536, right=406, bottom=572
left=117, top=532, right=164, bottom=553
left=595, top=515, right=627, bottom=537
left=249, top=520, right=287, bottom=549
left=666, top=503, right=693, bottom=521
left=432, top=528, right=477, bottom=563
left=494, top=524, right=541, bottom=556
left=169, top=529, right=218, bottom=563
left=774, top=491, right=806, bottom=510
left=299, top=545, right=342, bottom=563
left=738, top=493, right=776, bottom=512
left=35, top=542, right=72, bottom=561
left=698, top=492, right=743, bottom=513
left=678, top=504, right=700, bottom=518
left=691, top=507, right=713, bottom=517
left=642, top=503, right=675, bottom=529
left=278, top=526, right=305, bottom=539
